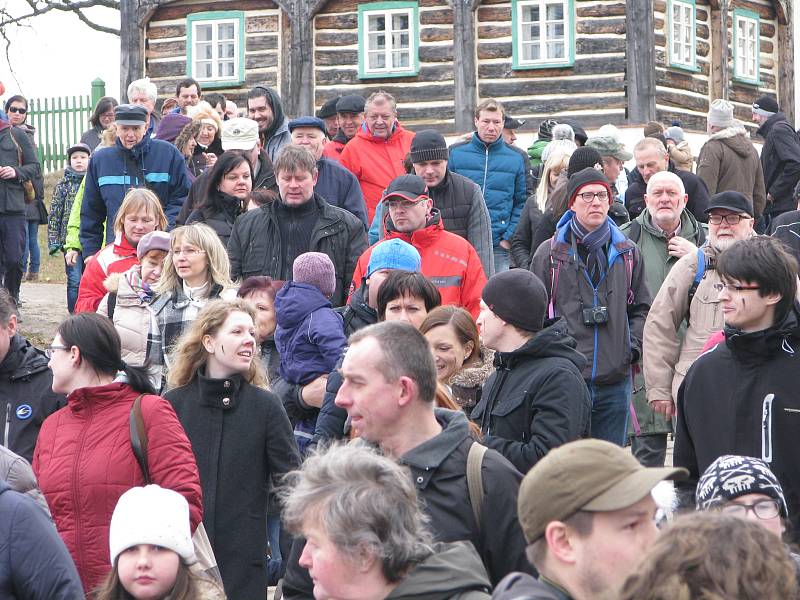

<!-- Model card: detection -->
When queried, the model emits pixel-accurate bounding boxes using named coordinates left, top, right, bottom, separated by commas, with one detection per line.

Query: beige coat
left=642, top=245, right=724, bottom=404
left=669, top=140, right=695, bottom=172
left=97, top=270, right=155, bottom=367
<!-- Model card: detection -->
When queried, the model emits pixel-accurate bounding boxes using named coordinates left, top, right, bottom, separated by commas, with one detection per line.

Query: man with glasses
left=674, top=235, right=800, bottom=538
left=531, top=168, right=651, bottom=447
left=350, top=174, right=487, bottom=318
left=643, top=191, right=755, bottom=424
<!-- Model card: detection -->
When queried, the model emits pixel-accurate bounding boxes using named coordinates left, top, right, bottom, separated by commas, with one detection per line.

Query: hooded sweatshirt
left=258, top=87, right=292, bottom=162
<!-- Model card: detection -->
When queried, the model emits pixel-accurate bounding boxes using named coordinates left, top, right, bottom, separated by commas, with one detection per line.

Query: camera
left=582, top=306, right=609, bottom=326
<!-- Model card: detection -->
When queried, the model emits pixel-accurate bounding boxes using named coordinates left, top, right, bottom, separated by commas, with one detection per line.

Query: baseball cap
left=67, top=142, right=92, bottom=158
left=704, top=191, right=754, bottom=217
left=367, top=239, right=422, bottom=277
left=114, top=104, right=148, bottom=126
left=381, top=174, right=429, bottom=203
left=518, top=439, right=687, bottom=543
left=222, top=117, right=259, bottom=151
left=504, top=115, right=525, bottom=129
left=586, top=136, right=632, bottom=161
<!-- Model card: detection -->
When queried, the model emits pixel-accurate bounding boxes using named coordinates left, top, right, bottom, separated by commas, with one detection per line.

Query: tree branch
left=0, top=0, right=120, bottom=36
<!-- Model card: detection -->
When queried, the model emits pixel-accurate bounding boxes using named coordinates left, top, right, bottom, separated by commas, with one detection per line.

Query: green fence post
left=91, top=78, right=105, bottom=108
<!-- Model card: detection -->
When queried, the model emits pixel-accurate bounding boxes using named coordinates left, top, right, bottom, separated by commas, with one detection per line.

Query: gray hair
left=281, top=443, right=433, bottom=582
left=365, top=91, right=397, bottom=115
left=127, top=78, right=158, bottom=103
left=634, top=137, right=668, bottom=157
left=551, top=123, right=575, bottom=142
left=348, top=321, right=437, bottom=404
left=646, top=170, right=685, bottom=196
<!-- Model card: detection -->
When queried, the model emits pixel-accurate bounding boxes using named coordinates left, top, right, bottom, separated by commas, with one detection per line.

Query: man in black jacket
left=472, top=269, right=590, bottom=473
left=752, top=95, right=800, bottom=230
left=674, top=236, right=800, bottom=538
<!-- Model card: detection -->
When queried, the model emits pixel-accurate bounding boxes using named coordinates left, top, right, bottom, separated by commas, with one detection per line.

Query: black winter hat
left=316, top=96, right=340, bottom=120
left=482, top=270, right=548, bottom=333
left=753, top=95, right=779, bottom=116
left=567, top=168, right=612, bottom=209
left=336, top=95, right=366, bottom=114
left=409, top=130, right=448, bottom=163
left=567, top=147, right=603, bottom=177
left=705, top=190, right=754, bottom=217
left=538, top=119, right=557, bottom=141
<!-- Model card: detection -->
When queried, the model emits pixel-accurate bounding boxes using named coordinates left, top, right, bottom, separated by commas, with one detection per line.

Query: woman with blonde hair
left=164, top=299, right=300, bottom=599
left=147, top=223, right=237, bottom=389
left=187, top=102, right=222, bottom=174
left=74, top=187, right=167, bottom=313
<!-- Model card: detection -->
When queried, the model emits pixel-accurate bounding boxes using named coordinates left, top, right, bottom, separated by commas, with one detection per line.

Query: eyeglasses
left=718, top=498, right=781, bottom=520
left=708, top=213, right=751, bottom=225
left=385, top=197, right=427, bottom=210
left=576, top=191, right=609, bottom=203
left=45, top=345, right=68, bottom=358
left=171, top=247, right=206, bottom=257
left=713, top=283, right=761, bottom=293
left=8, top=107, right=27, bottom=114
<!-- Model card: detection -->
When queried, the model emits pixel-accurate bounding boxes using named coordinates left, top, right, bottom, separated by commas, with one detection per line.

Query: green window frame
left=357, top=2, right=420, bottom=79
left=511, top=0, right=574, bottom=70
left=733, top=8, right=760, bottom=85
left=668, top=0, right=698, bottom=71
left=186, top=11, right=246, bottom=88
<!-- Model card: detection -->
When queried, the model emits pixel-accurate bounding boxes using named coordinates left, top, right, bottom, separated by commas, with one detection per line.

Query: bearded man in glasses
left=674, top=235, right=800, bottom=540
left=531, top=168, right=651, bottom=447
left=350, top=174, right=487, bottom=319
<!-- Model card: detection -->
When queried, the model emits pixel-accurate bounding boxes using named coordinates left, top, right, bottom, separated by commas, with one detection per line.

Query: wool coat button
left=222, top=397, right=231, bottom=406
left=224, top=381, right=231, bottom=388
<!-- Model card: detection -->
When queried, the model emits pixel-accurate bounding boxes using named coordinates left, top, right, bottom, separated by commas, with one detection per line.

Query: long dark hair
left=201, top=151, right=252, bottom=216
left=90, top=96, right=119, bottom=129
left=58, top=313, right=154, bottom=395
left=92, top=558, right=217, bottom=600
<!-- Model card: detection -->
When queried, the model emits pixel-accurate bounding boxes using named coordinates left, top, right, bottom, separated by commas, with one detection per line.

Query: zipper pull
left=762, top=393, right=774, bottom=463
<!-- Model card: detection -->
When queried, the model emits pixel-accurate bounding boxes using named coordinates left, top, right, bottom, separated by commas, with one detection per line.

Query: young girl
left=94, top=485, right=225, bottom=600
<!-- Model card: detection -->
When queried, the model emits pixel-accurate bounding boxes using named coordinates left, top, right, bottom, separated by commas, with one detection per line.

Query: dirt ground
left=17, top=282, right=69, bottom=347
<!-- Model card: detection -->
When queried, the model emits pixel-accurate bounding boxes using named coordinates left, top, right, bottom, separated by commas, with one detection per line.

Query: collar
left=196, top=369, right=243, bottom=410
left=538, top=576, right=574, bottom=600
left=471, top=132, right=504, bottom=150
left=182, top=279, right=210, bottom=301
left=385, top=209, right=443, bottom=247
left=399, top=408, right=470, bottom=490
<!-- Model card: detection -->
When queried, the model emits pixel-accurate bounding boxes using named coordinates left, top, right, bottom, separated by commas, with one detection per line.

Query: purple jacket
left=275, top=282, right=347, bottom=385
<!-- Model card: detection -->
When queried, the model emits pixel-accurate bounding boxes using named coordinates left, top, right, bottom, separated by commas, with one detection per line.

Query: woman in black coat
left=164, top=298, right=301, bottom=600
left=186, top=151, right=253, bottom=247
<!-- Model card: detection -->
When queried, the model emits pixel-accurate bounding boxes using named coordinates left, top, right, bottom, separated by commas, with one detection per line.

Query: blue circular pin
left=15, top=405, right=32, bottom=420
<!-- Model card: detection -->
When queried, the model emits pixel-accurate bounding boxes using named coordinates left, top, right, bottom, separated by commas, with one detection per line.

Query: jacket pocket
left=490, top=392, right=527, bottom=418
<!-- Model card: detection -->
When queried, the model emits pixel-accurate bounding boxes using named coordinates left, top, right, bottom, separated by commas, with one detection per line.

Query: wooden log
left=775, top=4, right=793, bottom=122
left=576, top=18, right=626, bottom=35
left=315, top=31, right=358, bottom=47
left=656, top=69, right=710, bottom=95
left=420, top=27, right=453, bottom=42
left=148, top=24, right=185, bottom=40
left=627, top=0, right=656, bottom=122
left=245, top=54, right=279, bottom=70
left=762, top=40, right=774, bottom=53
left=697, top=40, right=710, bottom=58
left=576, top=37, right=626, bottom=55
left=152, top=0, right=277, bottom=21
left=477, top=25, right=511, bottom=38
left=479, top=75, right=626, bottom=98
left=451, top=0, right=478, bottom=133
left=315, top=0, right=359, bottom=14
left=477, top=6, right=509, bottom=22
left=245, top=71, right=278, bottom=88
left=396, top=105, right=455, bottom=122
left=577, top=3, right=625, bottom=17
left=246, top=15, right=279, bottom=34
left=760, top=22, right=777, bottom=37
left=316, top=79, right=454, bottom=101
left=655, top=18, right=664, bottom=30
left=653, top=0, right=667, bottom=13
left=145, top=40, right=186, bottom=60
left=709, top=6, right=725, bottom=99
left=477, top=42, right=511, bottom=60
left=420, top=8, right=452, bottom=25
left=314, top=49, right=358, bottom=66
left=147, top=60, right=187, bottom=79
left=478, top=55, right=626, bottom=78
left=697, top=8, right=709, bottom=21
left=420, top=0, right=447, bottom=7
left=419, top=45, right=454, bottom=62
left=656, top=90, right=710, bottom=113
left=697, top=23, right=710, bottom=39
left=655, top=109, right=707, bottom=133
left=315, top=13, right=357, bottom=30
left=501, top=95, right=627, bottom=115
left=246, top=34, right=279, bottom=52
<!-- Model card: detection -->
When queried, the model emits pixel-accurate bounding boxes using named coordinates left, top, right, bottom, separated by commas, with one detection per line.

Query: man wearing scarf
left=531, top=169, right=651, bottom=447
left=246, top=85, right=291, bottom=163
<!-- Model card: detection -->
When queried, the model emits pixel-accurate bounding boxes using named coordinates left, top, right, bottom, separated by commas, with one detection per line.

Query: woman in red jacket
left=33, top=312, right=203, bottom=595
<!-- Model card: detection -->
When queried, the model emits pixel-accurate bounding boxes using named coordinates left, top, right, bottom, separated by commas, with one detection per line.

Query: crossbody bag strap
left=129, top=394, right=151, bottom=484
left=466, top=441, right=488, bottom=534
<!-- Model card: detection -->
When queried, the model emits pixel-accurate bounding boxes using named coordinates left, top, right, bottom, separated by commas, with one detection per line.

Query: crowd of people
left=1, top=77, right=800, bottom=600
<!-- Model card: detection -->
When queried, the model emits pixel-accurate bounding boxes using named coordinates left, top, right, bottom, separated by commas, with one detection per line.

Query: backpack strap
left=627, top=220, right=642, bottom=245
left=686, top=246, right=708, bottom=326
left=107, top=292, right=117, bottom=321
left=467, top=442, right=487, bottom=534
left=129, top=394, right=151, bottom=484
left=547, top=237, right=563, bottom=319
left=623, top=249, right=635, bottom=305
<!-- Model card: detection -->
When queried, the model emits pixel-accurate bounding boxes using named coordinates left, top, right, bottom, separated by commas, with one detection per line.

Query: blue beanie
left=367, top=239, right=421, bottom=278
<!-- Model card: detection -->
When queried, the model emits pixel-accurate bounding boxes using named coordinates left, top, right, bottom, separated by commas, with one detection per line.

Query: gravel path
left=17, top=282, right=69, bottom=346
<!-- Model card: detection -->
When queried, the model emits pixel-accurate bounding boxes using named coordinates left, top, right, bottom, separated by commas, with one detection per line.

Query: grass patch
left=33, top=170, right=68, bottom=285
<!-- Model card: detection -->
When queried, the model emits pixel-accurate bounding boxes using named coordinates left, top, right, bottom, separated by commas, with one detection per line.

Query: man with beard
left=643, top=191, right=755, bottom=421
left=246, top=85, right=291, bottom=162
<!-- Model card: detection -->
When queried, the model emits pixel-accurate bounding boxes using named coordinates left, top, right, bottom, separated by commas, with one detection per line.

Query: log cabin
left=128, top=0, right=794, bottom=133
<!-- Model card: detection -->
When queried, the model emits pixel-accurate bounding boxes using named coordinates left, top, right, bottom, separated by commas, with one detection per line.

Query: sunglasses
left=8, top=107, right=27, bottom=114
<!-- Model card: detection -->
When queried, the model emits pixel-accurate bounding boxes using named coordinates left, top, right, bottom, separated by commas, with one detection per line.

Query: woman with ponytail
left=33, top=312, right=203, bottom=596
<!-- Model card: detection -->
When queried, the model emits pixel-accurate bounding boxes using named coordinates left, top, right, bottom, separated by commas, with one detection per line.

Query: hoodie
left=471, top=318, right=591, bottom=473
left=274, top=281, right=347, bottom=385
left=258, top=87, right=292, bottom=162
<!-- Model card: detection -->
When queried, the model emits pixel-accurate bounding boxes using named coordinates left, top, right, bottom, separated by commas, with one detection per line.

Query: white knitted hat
left=109, top=485, right=195, bottom=565
left=707, top=99, right=737, bottom=129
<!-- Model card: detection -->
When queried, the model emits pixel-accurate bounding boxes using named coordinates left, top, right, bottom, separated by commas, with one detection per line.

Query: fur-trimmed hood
left=102, top=272, right=123, bottom=294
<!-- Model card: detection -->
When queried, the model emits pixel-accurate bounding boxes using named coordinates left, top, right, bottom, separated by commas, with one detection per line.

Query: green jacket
left=620, top=210, right=707, bottom=436
left=527, top=139, right=549, bottom=167
left=64, top=177, right=107, bottom=253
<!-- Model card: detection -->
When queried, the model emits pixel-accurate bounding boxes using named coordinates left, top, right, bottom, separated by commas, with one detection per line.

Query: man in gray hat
left=493, top=439, right=686, bottom=600
left=323, top=94, right=365, bottom=161
left=316, top=96, right=340, bottom=139
left=586, top=136, right=632, bottom=204
left=697, top=99, right=766, bottom=219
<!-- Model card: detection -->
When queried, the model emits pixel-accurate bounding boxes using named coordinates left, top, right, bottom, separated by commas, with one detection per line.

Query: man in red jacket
left=351, top=175, right=486, bottom=318
left=339, top=92, right=415, bottom=222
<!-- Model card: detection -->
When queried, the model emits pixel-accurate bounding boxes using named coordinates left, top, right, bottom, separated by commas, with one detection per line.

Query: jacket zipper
left=71, top=404, right=93, bottom=576
left=762, top=393, right=774, bottom=463
left=3, top=403, right=10, bottom=448
left=482, top=144, right=489, bottom=193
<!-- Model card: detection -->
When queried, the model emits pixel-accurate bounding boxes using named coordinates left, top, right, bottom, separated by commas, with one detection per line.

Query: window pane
left=368, top=14, right=385, bottom=33
left=392, top=50, right=409, bottom=68
left=392, top=31, right=409, bottom=49
left=546, top=3, right=564, bottom=20
left=196, top=62, right=212, bottom=79
left=523, top=24, right=540, bottom=43
left=547, top=41, right=564, bottom=59
left=392, top=13, right=409, bottom=31
left=368, top=33, right=385, bottom=51
left=217, top=61, right=234, bottom=78
left=547, top=23, right=564, bottom=40
left=196, top=24, right=212, bottom=42
left=523, top=42, right=540, bottom=62
left=218, top=23, right=235, bottom=40
left=522, top=5, right=539, bottom=24
left=368, top=51, right=386, bottom=70
left=219, top=42, right=235, bottom=59
left=196, top=42, right=212, bottom=60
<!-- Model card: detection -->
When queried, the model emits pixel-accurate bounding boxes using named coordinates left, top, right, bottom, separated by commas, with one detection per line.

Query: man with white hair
left=620, top=171, right=707, bottom=466
left=697, top=99, right=766, bottom=218
left=126, top=77, right=159, bottom=137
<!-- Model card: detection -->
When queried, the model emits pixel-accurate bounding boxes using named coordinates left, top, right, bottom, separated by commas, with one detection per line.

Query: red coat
left=339, top=123, right=415, bottom=222
left=351, top=212, right=487, bottom=319
left=74, top=234, right=138, bottom=313
left=322, top=138, right=345, bottom=161
left=33, top=382, right=203, bottom=594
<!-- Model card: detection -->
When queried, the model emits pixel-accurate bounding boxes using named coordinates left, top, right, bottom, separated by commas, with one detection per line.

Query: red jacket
left=339, top=123, right=415, bottom=222
left=74, top=233, right=139, bottom=313
left=351, top=211, right=487, bottom=319
left=33, top=382, right=203, bottom=593
left=322, top=138, right=345, bottom=161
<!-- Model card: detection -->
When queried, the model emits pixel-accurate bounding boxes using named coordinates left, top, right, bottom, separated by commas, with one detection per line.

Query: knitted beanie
left=409, top=130, right=448, bottom=163
left=109, top=485, right=195, bottom=565
left=551, top=123, right=575, bottom=142
left=567, top=147, right=603, bottom=177
left=155, top=113, right=192, bottom=143
left=367, top=239, right=422, bottom=278
left=664, top=126, right=685, bottom=144
left=707, top=99, right=737, bottom=129
left=482, top=270, right=548, bottom=333
left=753, top=95, right=779, bottom=117
left=566, top=168, right=612, bottom=208
left=696, top=455, right=789, bottom=518
left=293, top=252, right=336, bottom=299
left=538, top=119, right=557, bottom=141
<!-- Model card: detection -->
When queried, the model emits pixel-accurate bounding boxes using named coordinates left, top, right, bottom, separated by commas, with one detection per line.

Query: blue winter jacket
left=448, top=133, right=526, bottom=247
left=80, top=135, right=191, bottom=257
left=274, top=282, right=347, bottom=386
left=315, top=157, right=368, bottom=228
left=0, top=481, right=84, bottom=599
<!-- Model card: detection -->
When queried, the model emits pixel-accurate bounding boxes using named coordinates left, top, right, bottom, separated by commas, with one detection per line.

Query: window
left=512, top=0, right=574, bottom=69
left=669, top=0, right=696, bottom=70
left=358, top=2, right=419, bottom=79
left=734, top=9, right=760, bottom=84
left=186, top=11, right=245, bottom=87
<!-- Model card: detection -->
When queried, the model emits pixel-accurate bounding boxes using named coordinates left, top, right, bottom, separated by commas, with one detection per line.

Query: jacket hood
left=386, top=541, right=491, bottom=600
left=449, top=343, right=495, bottom=388
left=260, top=88, right=287, bottom=143
left=103, top=271, right=123, bottom=294
left=709, top=127, right=755, bottom=158
left=385, top=208, right=444, bottom=245
left=274, top=281, right=333, bottom=329
left=0, top=334, right=51, bottom=380
left=757, top=112, right=788, bottom=138
left=724, top=302, right=800, bottom=363
left=496, top=318, right=587, bottom=372
left=64, top=166, right=86, bottom=182
left=347, top=283, right=376, bottom=322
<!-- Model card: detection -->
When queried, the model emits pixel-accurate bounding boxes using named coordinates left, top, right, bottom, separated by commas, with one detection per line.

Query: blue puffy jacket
left=0, top=480, right=84, bottom=599
left=448, top=134, right=526, bottom=247
left=274, top=282, right=347, bottom=386
left=80, top=136, right=191, bottom=257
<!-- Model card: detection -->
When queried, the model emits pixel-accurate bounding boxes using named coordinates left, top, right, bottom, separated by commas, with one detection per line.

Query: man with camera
left=531, top=168, right=651, bottom=446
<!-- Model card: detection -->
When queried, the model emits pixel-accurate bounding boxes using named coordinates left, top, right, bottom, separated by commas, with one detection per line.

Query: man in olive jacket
left=620, top=171, right=706, bottom=466
left=227, top=145, right=367, bottom=306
